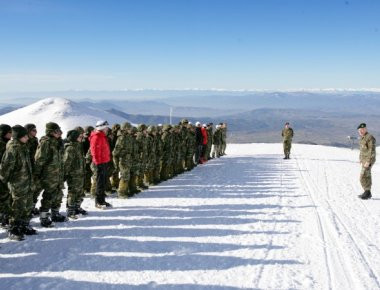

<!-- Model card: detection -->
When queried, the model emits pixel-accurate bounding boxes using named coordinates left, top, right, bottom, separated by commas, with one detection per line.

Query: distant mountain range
left=0, top=91, right=379, bottom=146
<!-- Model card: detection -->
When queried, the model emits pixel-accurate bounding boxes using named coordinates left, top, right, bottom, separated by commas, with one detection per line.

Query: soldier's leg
left=0, top=181, right=11, bottom=228
left=51, top=187, right=67, bottom=222
left=360, top=166, right=372, bottom=191
left=84, top=164, right=92, bottom=194
left=118, top=167, right=130, bottom=197
left=39, top=183, right=58, bottom=226
left=9, top=188, right=31, bottom=240
left=66, top=179, right=78, bottom=219
left=90, top=163, right=97, bottom=198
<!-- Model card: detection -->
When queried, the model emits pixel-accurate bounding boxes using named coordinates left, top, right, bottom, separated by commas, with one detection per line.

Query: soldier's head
left=83, top=126, right=94, bottom=138
left=357, top=123, right=367, bottom=137
left=25, top=123, right=37, bottom=138
left=12, top=125, right=29, bottom=143
left=46, top=122, right=62, bottom=139
left=95, top=120, right=109, bottom=133
left=137, top=124, right=147, bottom=133
left=131, top=127, right=138, bottom=136
left=0, top=124, right=12, bottom=141
left=284, top=122, right=290, bottom=129
left=147, top=125, right=156, bottom=135
left=181, top=119, right=189, bottom=126
left=121, top=122, right=132, bottom=133
left=67, top=129, right=81, bottom=143
left=112, top=123, right=121, bottom=134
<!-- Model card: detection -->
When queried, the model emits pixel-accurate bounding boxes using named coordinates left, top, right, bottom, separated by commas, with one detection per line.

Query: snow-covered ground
left=1, top=143, right=379, bottom=289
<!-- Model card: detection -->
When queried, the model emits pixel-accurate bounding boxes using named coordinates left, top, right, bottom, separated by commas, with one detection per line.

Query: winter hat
left=0, top=124, right=12, bottom=138
left=74, top=126, right=85, bottom=134
left=202, top=124, right=207, bottom=128
left=195, top=122, right=201, bottom=127
left=84, top=126, right=94, bottom=136
left=46, top=122, right=62, bottom=135
left=12, top=125, right=28, bottom=139
left=95, top=120, right=109, bottom=131
left=24, top=123, right=36, bottom=133
left=112, top=123, right=121, bottom=133
left=67, top=130, right=80, bottom=142
left=357, top=123, right=366, bottom=129
left=121, top=122, right=132, bottom=131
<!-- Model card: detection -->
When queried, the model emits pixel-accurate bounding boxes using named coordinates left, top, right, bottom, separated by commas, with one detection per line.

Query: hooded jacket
left=89, top=130, right=111, bottom=165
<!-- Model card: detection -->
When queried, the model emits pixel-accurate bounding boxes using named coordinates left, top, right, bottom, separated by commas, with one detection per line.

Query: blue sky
left=0, top=0, right=380, bottom=91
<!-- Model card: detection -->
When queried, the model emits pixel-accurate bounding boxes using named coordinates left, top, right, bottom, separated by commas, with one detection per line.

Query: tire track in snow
left=294, top=155, right=333, bottom=290
left=298, top=155, right=380, bottom=289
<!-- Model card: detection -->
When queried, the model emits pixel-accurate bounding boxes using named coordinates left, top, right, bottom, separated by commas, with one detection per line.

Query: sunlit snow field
left=1, top=143, right=379, bottom=289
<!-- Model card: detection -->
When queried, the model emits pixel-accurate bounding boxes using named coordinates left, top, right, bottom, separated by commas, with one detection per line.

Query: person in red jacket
left=90, top=120, right=112, bottom=209
left=200, top=124, right=208, bottom=163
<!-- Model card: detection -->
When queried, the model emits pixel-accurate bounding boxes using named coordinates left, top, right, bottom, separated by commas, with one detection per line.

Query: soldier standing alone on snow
left=357, top=123, right=376, bottom=200
left=282, top=122, right=294, bottom=159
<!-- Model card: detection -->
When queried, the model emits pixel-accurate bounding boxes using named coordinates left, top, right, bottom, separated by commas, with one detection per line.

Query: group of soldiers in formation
left=282, top=122, right=376, bottom=201
left=0, top=119, right=228, bottom=241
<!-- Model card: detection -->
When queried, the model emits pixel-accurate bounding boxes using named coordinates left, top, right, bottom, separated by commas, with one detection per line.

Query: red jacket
left=201, top=127, right=208, bottom=145
left=89, top=130, right=111, bottom=165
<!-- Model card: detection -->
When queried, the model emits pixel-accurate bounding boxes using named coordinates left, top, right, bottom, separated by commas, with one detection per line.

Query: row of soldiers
left=0, top=119, right=228, bottom=241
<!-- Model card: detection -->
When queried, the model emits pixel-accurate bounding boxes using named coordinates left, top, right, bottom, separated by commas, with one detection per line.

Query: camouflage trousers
left=212, top=144, right=221, bottom=158
left=221, top=142, right=226, bottom=154
left=9, top=185, right=33, bottom=225
left=360, top=166, right=372, bottom=191
left=40, top=182, right=64, bottom=212
left=67, top=175, right=84, bottom=208
left=84, top=164, right=92, bottom=193
left=0, top=180, right=11, bottom=216
left=283, top=140, right=292, bottom=155
left=118, top=165, right=131, bottom=197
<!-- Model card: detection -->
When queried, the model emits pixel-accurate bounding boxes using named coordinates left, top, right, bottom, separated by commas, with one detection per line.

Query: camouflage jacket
left=213, top=128, right=222, bottom=145
left=0, top=139, right=33, bottom=190
left=113, top=133, right=133, bottom=170
left=63, top=141, right=85, bottom=179
left=0, top=138, right=9, bottom=161
left=161, top=130, right=172, bottom=163
left=26, top=136, right=38, bottom=168
left=359, top=133, right=376, bottom=165
left=34, top=135, right=64, bottom=185
left=282, top=128, right=294, bottom=141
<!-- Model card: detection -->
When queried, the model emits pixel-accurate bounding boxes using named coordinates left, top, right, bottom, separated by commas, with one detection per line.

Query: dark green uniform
left=359, top=132, right=376, bottom=192
left=63, top=130, right=85, bottom=217
left=282, top=126, right=294, bottom=159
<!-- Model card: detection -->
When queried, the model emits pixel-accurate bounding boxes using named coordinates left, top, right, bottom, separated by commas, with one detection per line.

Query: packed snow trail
left=0, top=144, right=379, bottom=289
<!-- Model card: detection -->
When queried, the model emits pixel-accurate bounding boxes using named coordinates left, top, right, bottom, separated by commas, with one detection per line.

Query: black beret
left=67, top=129, right=80, bottom=142
left=357, top=123, right=366, bottom=129
left=12, top=125, right=28, bottom=139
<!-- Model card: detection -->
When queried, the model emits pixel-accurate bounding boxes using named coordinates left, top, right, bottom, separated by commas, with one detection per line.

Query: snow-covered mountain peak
left=0, top=97, right=127, bottom=137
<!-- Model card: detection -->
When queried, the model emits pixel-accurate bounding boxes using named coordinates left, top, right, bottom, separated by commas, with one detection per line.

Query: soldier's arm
left=0, top=149, right=16, bottom=183
left=368, top=137, right=376, bottom=165
left=63, top=146, right=74, bottom=179
left=34, top=141, right=49, bottom=177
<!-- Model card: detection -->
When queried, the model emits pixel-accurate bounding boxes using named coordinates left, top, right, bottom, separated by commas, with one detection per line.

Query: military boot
left=51, top=209, right=67, bottom=222
left=358, top=190, right=372, bottom=200
left=22, top=222, right=37, bottom=235
left=67, top=206, right=78, bottom=220
left=40, top=211, right=54, bottom=227
left=117, top=179, right=129, bottom=198
left=76, top=203, right=88, bottom=215
left=129, top=176, right=141, bottom=195
left=8, top=223, right=25, bottom=241
left=90, top=178, right=97, bottom=198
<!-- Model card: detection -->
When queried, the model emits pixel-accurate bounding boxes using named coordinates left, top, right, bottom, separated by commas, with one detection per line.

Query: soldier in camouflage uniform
left=136, top=124, right=149, bottom=189
left=0, top=125, right=35, bottom=240
left=63, top=130, right=86, bottom=219
left=154, top=125, right=164, bottom=183
left=0, top=124, right=12, bottom=228
left=357, top=123, right=376, bottom=200
left=206, top=123, right=213, bottom=160
left=34, top=122, right=66, bottom=227
left=186, top=123, right=196, bottom=170
left=83, top=126, right=94, bottom=194
left=281, top=122, right=294, bottom=159
left=145, top=126, right=157, bottom=185
left=113, top=122, right=134, bottom=198
left=129, top=127, right=141, bottom=194
left=24, top=124, right=40, bottom=216
left=161, top=124, right=172, bottom=181
left=109, top=124, right=121, bottom=190
left=220, top=123, right=227, bottom=156
left=212, top=124, right=222, bottom=158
